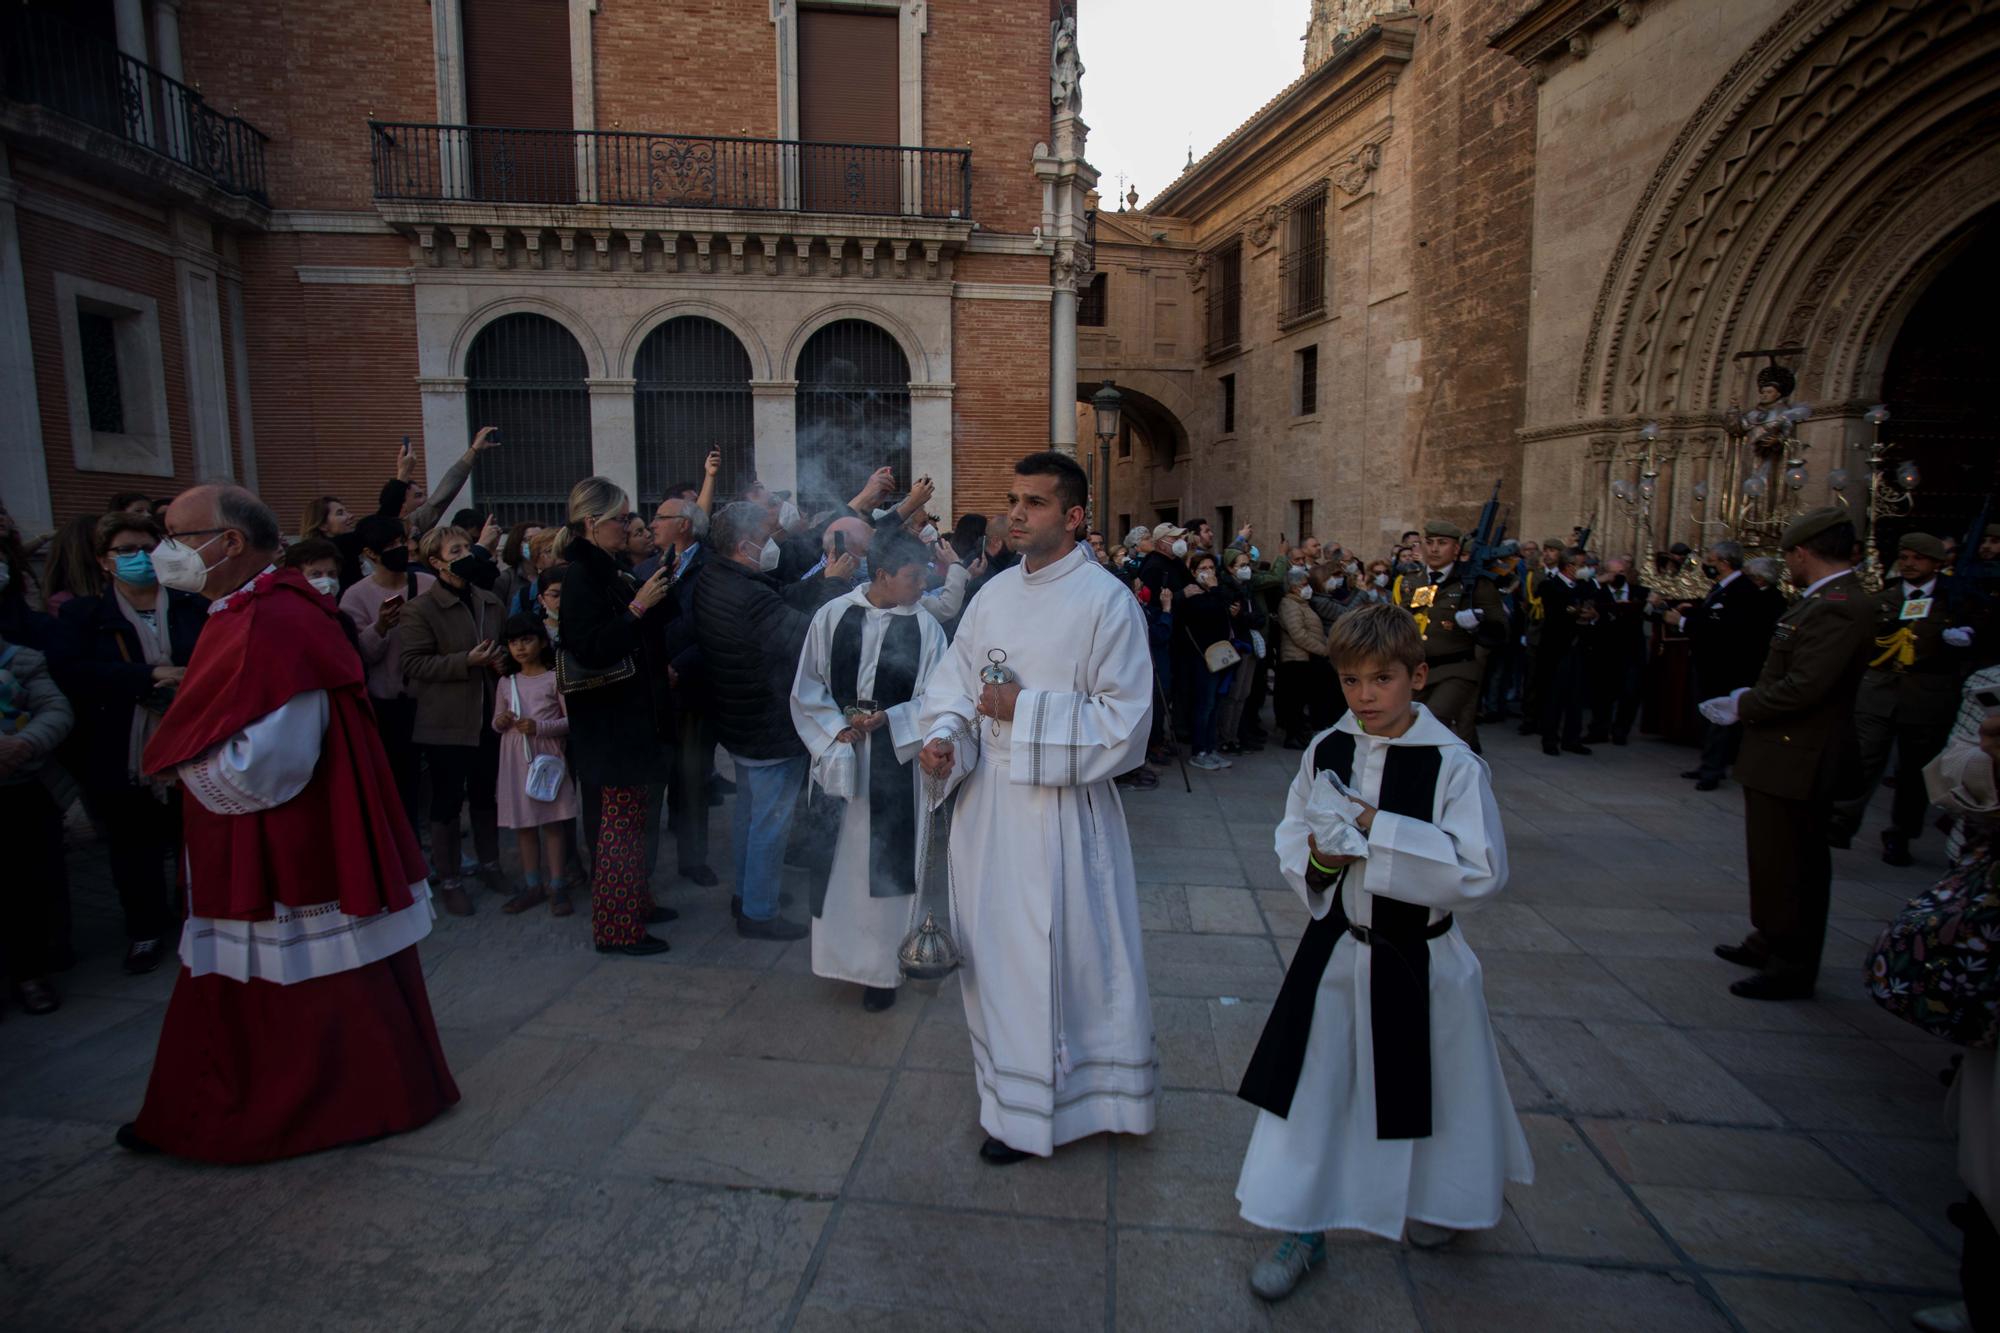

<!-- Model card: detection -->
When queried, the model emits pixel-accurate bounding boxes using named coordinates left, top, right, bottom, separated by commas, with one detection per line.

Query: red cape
left=145, top=567, right=430, bottom=921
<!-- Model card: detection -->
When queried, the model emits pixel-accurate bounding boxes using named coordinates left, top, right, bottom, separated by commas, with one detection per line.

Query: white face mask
left=1171, top=539, right=1188, bottom=558
left=779, top=500, right=801, bottom=529
left=151, top=534, right=223, bottom=594
left=1373, top=572, right=1390, bottom=587
left=308, top=575, right=339, bottom=598
left=1233, top=566, right=1253, bottom=582
left=919, top=523, right=939, bottom=545
left=359, top=557, right=377, bottom=579
left=1580, top=566, right=1599, bottom=581
left=1196, top=569, right=1217, bottom=587
left=758, top=537, right=782, bottom=572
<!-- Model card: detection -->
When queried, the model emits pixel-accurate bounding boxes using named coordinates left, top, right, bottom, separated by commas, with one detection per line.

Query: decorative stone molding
left=1332, top=141, right=1383, bottom=196
left=1246, top=203, right=1285, bottom=248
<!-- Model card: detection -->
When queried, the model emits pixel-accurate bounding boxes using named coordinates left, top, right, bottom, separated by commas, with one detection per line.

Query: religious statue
left=1051, top=9, right=1084, bottom=114
left=1744, top=362, right=1798, bottom=462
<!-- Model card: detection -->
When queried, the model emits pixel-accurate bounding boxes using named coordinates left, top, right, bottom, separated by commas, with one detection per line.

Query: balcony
left=0, top=10, right=270, bottom=213
left=368, top=122, right=975, bottom=278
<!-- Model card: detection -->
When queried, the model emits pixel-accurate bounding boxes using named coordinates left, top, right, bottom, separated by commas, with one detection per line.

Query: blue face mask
left=1249, top=546, right=1260, bottom=561
left=115, top=550, right=158, bottom=587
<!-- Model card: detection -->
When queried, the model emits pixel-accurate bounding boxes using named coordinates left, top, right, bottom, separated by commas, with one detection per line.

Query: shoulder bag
left=512, top=676, right=568, bottom=803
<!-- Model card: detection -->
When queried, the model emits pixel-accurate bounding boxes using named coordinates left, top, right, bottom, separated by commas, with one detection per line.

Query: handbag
left=1864, top=845, right=2000, bottom=1049
left=555, top=647, right=635, bottom=695
left=511, top=677, right=568, bottom=803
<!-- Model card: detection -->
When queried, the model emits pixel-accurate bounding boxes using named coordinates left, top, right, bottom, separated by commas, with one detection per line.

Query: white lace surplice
left=176, top=689, right=434, bottom=985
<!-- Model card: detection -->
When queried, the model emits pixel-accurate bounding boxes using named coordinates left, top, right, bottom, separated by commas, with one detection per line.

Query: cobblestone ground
left=0, top=721, right=1966, bottom=1331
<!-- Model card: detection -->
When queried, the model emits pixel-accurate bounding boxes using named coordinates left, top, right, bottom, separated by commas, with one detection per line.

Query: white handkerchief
left=1697, top=693, right=1739, bottom=727
left=1304, top=771, right=1371, bottom=861
left=812, top=744, right=857, bottom=799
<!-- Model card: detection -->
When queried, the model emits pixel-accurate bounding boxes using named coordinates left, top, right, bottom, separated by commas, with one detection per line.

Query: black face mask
left=450, top=552, right=500, bottom=591
left=1700, top=563, right=1719, bottom=579
left=1612, top=575, right=1627, bottom=588
left=377, top=546, right=411, bottom=574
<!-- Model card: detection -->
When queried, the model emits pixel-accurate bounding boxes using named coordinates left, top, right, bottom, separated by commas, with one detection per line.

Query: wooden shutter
left=462, top=0, right=574, bottom=202
left=798, top=7, right=900, bottom=213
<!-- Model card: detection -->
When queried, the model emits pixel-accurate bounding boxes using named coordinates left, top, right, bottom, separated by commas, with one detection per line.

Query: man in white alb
left=918, top=451, right=1157, bottom=1164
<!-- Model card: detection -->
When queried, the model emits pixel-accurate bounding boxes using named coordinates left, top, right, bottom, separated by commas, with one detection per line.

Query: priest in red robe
left=119, top=484, right=458, bottom=1163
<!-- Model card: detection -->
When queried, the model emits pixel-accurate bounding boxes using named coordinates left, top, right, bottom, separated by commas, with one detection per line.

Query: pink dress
left=493, top=669, right=578, bottom=828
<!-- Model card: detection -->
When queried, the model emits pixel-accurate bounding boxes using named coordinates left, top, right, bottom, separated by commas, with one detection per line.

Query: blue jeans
left=728, top=753, right=807, bottom=922
left=1192, top=667, right=1226, bottom=754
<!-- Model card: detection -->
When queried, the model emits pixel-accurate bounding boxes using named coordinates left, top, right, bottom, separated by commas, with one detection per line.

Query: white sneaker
left=1405, top=1220, right=1459, bottom=1249
left=1911, top=1303, right=1970, bottom=1333
left=1189, top=752, right=1225, bottom=771
left=1214, top=753, right=1234, bottom=768
left=1249, top=1231, right=1325, bottom=1301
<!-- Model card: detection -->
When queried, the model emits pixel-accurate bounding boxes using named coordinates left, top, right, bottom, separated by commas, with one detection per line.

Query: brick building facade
left=2, top=0, right=1091, bottom=537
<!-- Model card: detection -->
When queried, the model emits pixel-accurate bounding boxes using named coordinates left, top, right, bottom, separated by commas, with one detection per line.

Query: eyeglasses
left=107, top=543, right=157, bottom=556
left=165, top=527, right=228, bottom=542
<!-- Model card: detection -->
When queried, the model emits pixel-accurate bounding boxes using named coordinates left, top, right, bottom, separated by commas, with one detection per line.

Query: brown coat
left=1735, top=570, right=1873, bottom=801
left=398, top=580, right=506, bottom=746
left=1276, top=593, right=1328, bottom=664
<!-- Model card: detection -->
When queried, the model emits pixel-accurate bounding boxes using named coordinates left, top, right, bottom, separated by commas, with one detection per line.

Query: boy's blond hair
left=1326, top=603, right=1425, bottom=673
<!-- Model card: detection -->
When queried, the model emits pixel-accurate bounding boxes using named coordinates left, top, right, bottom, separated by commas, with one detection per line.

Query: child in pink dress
left=494, top=613, right=579, bottom=916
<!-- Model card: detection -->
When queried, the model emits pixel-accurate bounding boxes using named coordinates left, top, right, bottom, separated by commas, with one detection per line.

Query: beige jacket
left=1276, top=594, right=1328, bottom=665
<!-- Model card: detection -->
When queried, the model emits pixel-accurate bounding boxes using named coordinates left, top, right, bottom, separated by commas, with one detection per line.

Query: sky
left=1077, top=0, right=1311, bottom=211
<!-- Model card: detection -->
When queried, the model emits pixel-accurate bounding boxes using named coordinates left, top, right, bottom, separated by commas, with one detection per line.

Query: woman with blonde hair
left=558, top=476, right=676, bottom=955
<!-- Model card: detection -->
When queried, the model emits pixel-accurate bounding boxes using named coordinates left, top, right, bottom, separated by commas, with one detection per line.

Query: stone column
left=172, top=211, right=234, bottom=480
left=0, top=156, right=52, bottom=534
left=1049, top=281, right=1078, bottom=453
left=431, top=0, right=468, bottom=199
left=221, top=233, right=259, bottom=491
left=588, top=378, right=638, bottom=504
left=113, top=0, right=156, bottom=147
left=751, top=379, right=799, bottom=498
left=909, top=381, right=955, bottom=521
left=417, top=376, right=472, bottom=513
left=153, top=0, right=184, bottom=81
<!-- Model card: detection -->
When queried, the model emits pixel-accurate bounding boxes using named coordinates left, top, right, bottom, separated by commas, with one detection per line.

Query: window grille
left=464, top=313, right=592, bottom=527
left=1205, top=242, right=1241, bottom=359
left=1296, top=345, right=1319, bottom=416
left=1077, top=272, right=1107, bottom=327
left=78, top=309, right=124, bottom=433
left=1295, top=498, right=1314, bottom=541
left=795, top=319, right=911, bottom=513
left=1221, top=374, right=1237, bottom=434
left=1280, top=185, right=1328, bottom=326
left=634, top=317, right=754, bottom=507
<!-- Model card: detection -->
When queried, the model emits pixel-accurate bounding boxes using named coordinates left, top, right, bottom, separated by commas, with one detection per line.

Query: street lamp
left=1091, top=380, right=1122, bottom=532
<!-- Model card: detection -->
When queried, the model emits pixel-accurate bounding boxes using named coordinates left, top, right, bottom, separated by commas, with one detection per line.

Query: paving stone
left=796, top=1202, right=1105, bottom=1331
left=518, top=962, right=762, bottom=1052
left=419, top=945, right=597, bottom=1030
left=0, top=1116, right=111, bottom=1211
left=1634, top=1184, right=1958, bottom=1285
left=1407, top=1253, right=1733, bottom=1331
left=850, top=1069, right=1107, bottom=1220
left=1141, top=930, right=1284, bottom=1000
left=1115, top=1228, right=1421, bottom=1331
left=1211, top=996, right=1273, bottom=1092
left=483, top=1040, right=685, bottom=1174
left=1479, top=952, right=1664, bottom=1022
left=1581, top=1020, right=1785, bottom=1125
left=1815, top=1132, right=1968, bottom=1248
left=461, top=1177, right=829, bottom=1332
left=392, top=1033, right=598, bottom=1163
left=1186, top=883, right=1267, bottom=934
left=609, top=1054, right=888, bottom=1196
left=1256, top=887, right=1311, bottom=936
left=1152, top=994, right=1225, bottom=1089
left=1455, top=902, right=1577, bottom=953
left=1114, top=1088, right=1263, bottom=1234
left=701, top=972, right=922, bottom=1067
left=1709, top=1275, right=1944, bottom=1332
left=1133, top=843, right=1246, bottom=886
left=1134, top=882, right=1191, bottom=932
left=1581, top=1119, right=1871, bottom=1198
left=1498, top=1114, right=1675, bottom=1262
left=1595, top=957, right=1859, bottom=1034
left=0, top=1005, right=164, bottom=1124
left=1694, top=1028, right=1926, bottom=1082
left=1733, top=1071, right=1952, bottom=1139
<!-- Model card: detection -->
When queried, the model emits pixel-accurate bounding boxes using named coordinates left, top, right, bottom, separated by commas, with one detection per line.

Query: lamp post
left=1091, top=380, right=1123, bottom=534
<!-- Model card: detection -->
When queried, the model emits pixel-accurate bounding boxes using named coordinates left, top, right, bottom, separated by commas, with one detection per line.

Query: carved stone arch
left=783, top=302, right=933, bottom=382
left=1580, top=0, right=2000, bottom=419
left=450, top=295, right=608, bottom=380
left=618, top=299, right=773, bottom=381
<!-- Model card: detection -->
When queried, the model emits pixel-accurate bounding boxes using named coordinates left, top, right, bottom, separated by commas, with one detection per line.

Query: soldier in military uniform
left=1828, top=531, right=1975, bottom=865
left=1392, top=519, right=1505, bottom=750
left=1713, top=506, right=1873, bottom=1002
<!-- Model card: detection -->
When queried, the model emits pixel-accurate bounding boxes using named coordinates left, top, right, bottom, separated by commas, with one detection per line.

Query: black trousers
left=1589, top=650, right=1645, bottom=742
left=1277, top=659, right=1338, bottom=737
left=1743, top=785, right=1832, bottom=987
left=1536, top=647, right=1585, bottom=747
left=1696, top=719, right=1742, bottom=782
left=667, top=710, right=712, bottom=872
left=425, top=729, right=500, bottom=824
left=370, top=694, right=421, bottom=831
left=86, top=782, right=180, bottom=942
left=0, top=781, right=64, bottom=982
left=1959, top=1192, right=1999, bottom=1333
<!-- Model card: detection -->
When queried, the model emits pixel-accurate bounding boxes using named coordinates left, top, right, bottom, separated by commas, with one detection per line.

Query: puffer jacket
left=0, top=639, right=74, bottom=785
left=692, top=556, right=819, bottom=760
left=1276, top=593, right=1329, bottom=664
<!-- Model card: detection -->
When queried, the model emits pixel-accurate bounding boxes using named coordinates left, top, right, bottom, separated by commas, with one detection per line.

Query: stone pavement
left=0, top=722, right=1968, bottom=1331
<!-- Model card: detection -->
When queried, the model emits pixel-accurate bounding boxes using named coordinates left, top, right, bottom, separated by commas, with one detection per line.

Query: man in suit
left=1586, top=556, right=1651, bottom=746
left=1828, top=531, right=1976, bottom=865
left=645, top=497, right=720, bottom=888
left=1668, top=541, right=1781, bottom=790
left=1392, top=518, right=1506, bottom=749
left=1530, top=547, right=1608, bottom=756
left=1714, top=507, right=1873, bottom=1001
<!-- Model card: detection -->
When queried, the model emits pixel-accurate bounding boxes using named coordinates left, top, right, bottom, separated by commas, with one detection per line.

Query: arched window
left=464, top=313, right=591, bottom=527
left=634, top=316, right=754, bottom=506
left=795, top=319, right=911, bottom=512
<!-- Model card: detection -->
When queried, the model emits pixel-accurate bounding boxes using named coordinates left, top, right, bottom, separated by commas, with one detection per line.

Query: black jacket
left=558, top=538, right=673, bottom=787
left=1684, top=573, right=1781, bottom=693
left=693, top=556, right=821, bottom=760
left=49, top=588, right=208, bottom=789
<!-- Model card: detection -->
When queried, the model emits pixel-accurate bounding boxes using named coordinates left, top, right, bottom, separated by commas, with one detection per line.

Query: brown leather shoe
left=502, top=886, right=547, bottom=915
left=439, top=881, right=475, bottom=917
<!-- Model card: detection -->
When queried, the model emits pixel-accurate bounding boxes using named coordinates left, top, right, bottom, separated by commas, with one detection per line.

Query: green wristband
left=1308, top=855, right=1340, bottom=875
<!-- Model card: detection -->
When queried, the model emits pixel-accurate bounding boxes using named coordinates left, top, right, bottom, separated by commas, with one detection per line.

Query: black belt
left=1426, top=649, right=1476, bottom=668
left=1333, top=888, right=1453, bottom=945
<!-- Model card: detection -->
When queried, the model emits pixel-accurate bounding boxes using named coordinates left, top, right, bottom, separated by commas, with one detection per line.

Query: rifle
left=1462, top=480, right=1506, bottom=592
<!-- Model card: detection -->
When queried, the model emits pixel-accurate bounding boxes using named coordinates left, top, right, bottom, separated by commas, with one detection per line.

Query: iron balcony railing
left=369, top=122, right=972, bottom=220
left=1, top=10, right=269, bottom=204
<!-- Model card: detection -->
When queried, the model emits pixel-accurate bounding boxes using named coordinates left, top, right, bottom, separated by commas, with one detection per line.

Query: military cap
left=1779, top=505, right=1854, bottom=550
left=1898, top=531, right=1946, bottom=561
left=1544, top=536, right=1568, bottom=552
left=1423, top=519, right=1464, bottom=542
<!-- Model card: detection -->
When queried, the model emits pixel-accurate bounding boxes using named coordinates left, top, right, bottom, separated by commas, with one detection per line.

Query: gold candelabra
left=1837, top=404, right=1918, bottom=587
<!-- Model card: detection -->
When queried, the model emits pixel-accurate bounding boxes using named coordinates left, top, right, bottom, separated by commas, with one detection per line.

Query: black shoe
left=1680, top=769, right=1704, bottom=780
left=1543, top=744, right=1561, bottom=757
left=736, top=915, right=808, bottom=941
left=979, top=1136, right=1033, bottom=1166
left=861, top=986, right=898, bottom=1012
left=1713, top=942, right=1766, bottom=968
left=1582, top=733, right=1610, bottom=746
left=1218, top=742, right=1242, bottom=756
left=644, top=905, right=680, bottom=924
left=1882, top=830, right=1914, bottom=867
left=596, top=935, right=671, bottom=957
left=1561, top=743, right=1593, bottom=755
left=1730, top=974, right=1814, bottom=1002
left=115, top=1122, right=160, bottom=1155
left=122, top=939, right=165, bottom=975
left=681, top=865, right=719, bottom=888
left=1115, top=767, right=1160, bottom=790
left=1694, top=778, right=1720, bottom=792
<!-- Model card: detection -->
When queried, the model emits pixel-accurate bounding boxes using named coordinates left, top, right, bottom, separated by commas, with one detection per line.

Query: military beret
left=1779, top=505, right=1855, bottom=550
left=1544, top=536, right=1568, bottom=552
left=1423, top=519, right=1464, bottom=542
left=1490, top=539, right=1520, bottom=560
left=1898, top=531, right=1947, bottom=561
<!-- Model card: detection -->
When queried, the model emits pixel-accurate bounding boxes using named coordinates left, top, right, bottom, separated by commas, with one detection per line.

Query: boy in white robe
left=790, top=532, right=949, bottom=1010
left=1235, top=604, right=1532, bottom=1300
